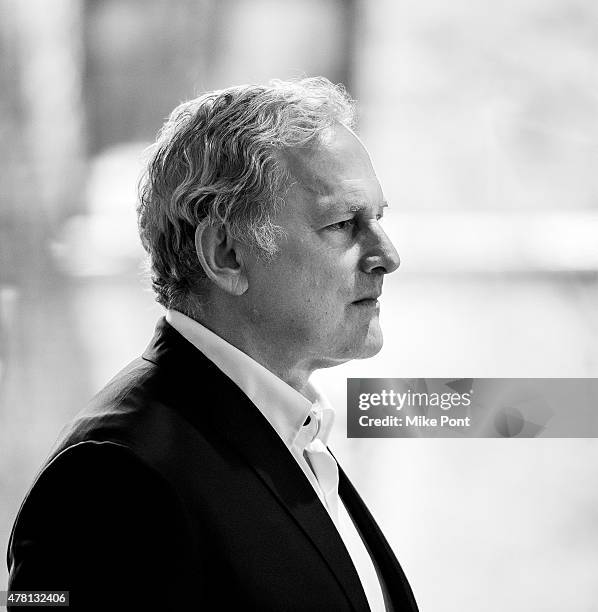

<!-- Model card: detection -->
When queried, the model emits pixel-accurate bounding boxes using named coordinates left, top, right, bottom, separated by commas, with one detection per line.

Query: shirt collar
left=165, top=309, right=335, bottom=451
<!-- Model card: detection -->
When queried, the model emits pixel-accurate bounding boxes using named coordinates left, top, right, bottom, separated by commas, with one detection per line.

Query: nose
left=360, top=223, right=400, bottom=275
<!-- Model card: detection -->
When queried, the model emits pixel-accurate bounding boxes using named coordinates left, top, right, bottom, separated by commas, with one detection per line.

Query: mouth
left=352, top=297, right=380, bottom=308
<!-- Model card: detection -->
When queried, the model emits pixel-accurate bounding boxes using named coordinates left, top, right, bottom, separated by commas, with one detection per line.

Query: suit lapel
left=218, top=402, right=371, bottom=612
left=143, top=318, right=370, bottom=612
left=337, top=462, right=419, bottom=612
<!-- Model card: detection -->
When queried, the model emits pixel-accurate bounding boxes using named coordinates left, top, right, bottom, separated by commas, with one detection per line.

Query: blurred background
left=1, top=0, right=598, bottom=609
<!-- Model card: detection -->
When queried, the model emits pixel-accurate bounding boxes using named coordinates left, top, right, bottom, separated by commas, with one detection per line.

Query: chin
left=356, top=336, right=383, bottom=359
left=320, top=321, right=384, bottom=364
left=349, top=325, right=384, bottom=360
left=317, top=336, right=382, bottom=369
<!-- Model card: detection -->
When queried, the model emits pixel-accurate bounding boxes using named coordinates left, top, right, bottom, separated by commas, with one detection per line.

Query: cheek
left=264, top=245, right=353, bottom=314
left=295, top=250, right=350, bottom=291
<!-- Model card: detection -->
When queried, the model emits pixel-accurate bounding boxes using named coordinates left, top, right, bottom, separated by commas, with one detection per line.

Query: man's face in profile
left=240, top=123, right=400, bottom=370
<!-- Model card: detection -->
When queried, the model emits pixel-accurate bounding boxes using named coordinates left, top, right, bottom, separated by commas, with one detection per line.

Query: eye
left=327, top=218, right=356, bottom=231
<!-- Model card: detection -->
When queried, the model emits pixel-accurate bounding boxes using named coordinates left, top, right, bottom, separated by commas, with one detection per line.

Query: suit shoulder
left=42, top=352, right=232, bottom=511
left=16, top=439, right=181, bottom=509
left=51, top=356, right=202, bottom=464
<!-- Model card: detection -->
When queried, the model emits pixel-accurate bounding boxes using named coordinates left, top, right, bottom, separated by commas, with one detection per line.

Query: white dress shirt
left=166, top=309, right=387, bottom=611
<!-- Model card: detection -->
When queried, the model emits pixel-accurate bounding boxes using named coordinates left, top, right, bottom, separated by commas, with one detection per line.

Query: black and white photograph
left=1, top=1, right=597, bottom=610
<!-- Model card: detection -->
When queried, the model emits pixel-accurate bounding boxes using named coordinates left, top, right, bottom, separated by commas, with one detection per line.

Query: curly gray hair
left=137, top=76, right=356, bottom=318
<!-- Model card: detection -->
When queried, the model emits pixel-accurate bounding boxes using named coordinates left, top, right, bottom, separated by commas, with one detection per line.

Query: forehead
left=280, top=124, right=383, bottom=216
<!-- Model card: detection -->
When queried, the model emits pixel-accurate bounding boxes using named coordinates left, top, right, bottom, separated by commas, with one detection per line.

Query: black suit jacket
left=7, top=318, right=418, bottom=611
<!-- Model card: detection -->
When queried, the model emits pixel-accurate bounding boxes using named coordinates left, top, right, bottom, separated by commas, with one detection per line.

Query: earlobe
left=194, top=219, right=248, bottom=295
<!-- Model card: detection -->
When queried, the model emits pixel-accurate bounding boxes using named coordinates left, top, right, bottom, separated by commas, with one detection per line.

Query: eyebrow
left=329, top=200, right=388, bottom=214
left=350, top=201, right=388, bottom=212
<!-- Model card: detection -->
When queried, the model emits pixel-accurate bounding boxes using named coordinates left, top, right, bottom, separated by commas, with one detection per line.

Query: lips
left=353, top=294, right=381, bottom=304
left=352, top=296, right=380, bottom=306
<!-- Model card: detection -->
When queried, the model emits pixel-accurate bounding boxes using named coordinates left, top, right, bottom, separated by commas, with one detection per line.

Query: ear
left=194, top=219, right=248, bottom=295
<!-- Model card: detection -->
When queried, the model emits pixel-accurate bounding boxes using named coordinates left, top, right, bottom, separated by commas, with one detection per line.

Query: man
left=7, top=77, right=418, bottom=611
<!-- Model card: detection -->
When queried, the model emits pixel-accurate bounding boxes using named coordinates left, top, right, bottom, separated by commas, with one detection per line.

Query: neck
left=197, top=312, right=316, bottom=396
